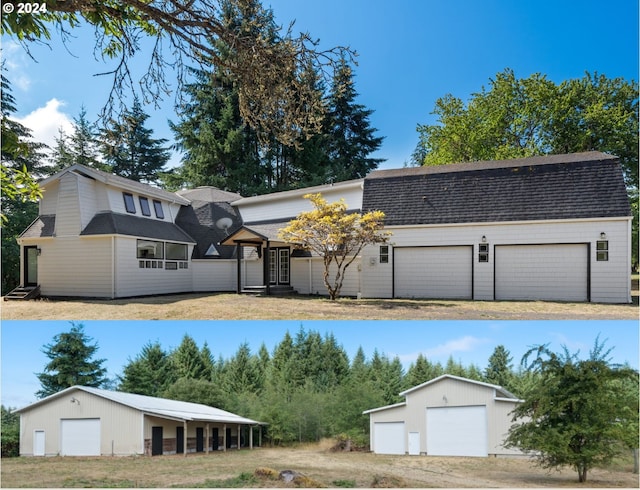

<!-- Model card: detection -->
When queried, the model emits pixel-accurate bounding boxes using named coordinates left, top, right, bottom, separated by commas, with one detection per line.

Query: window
left=139, top=197, right=151, bottom=216
left=123, top=193, right=136, bottom=214
left=165, top=261, right=178, bottom=270
left=137, top=240, right=164, bottom=259
left=166, top=242, right=187, bottom=261
left=153, top=200, right=165, bottom=219
left=379, top=245, right=389, bottom=264
left=596, top=240, right=609, bottom=261
left=478, top=243, right=489, bottom=263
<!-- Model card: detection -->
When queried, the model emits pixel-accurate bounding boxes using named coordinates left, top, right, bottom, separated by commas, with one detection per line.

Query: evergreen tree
left=36, top=322, right=108, bottom=398
left=1, top=405, right=19, bottom=457
left=405, top=353, right=437, bottom=388
left=225, top=342, right=261, bottom=394
left=67, top=107, right=105, bottom=170
left=46, top=128, right=75, bottom=174
left=485, top=345, right=514, bottom=389
left=325, top=58, right=385, bottom=182
left=170, top=334, right=207, bottom=380
left=101, top=99, right=170, bottom=183
left=118, top=341, right=173, bottom=396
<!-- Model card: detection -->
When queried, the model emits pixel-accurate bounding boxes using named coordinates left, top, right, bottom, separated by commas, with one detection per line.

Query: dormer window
left=123, top=193, right=136, bottom=214
left=153, top=200, right=165, bottom=219
left=139, top=197, right=151, bottom=216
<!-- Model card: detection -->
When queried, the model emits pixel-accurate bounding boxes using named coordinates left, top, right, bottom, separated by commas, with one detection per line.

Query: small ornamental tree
left=504, top=338, right=639, bottom=483
left=279, top=193, right=390, bottom=300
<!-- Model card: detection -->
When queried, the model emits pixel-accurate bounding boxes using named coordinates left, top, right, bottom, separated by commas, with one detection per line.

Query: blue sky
left=3, top=0, right=638, bottom=170
left=2, top=320, right=638, bottom=408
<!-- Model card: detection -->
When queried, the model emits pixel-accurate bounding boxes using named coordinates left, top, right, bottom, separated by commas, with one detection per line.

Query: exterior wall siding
left=27, top=236, right=114, bottom=297
left=192, top=260, right=237, bottom=292
left=360, top=218, right=631, bottom=303
left=19, top=390, right=143, bottom=456
left=291, top=257, right=361, bottom=297
left=237, top=183, right=363, bottom=223
left=54, top=173, right=82, bottom=237
left=115, top=237, right=194, bottom=298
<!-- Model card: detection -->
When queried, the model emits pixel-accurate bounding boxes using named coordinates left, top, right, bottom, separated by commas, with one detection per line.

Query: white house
left=13, top=151, right=632, bottom=303
left=16, top=386, right=264, bottom=457
left=363, top=374, right=524, bottom=457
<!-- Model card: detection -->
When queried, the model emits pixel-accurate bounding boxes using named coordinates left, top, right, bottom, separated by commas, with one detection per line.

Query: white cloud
left=397, top=335, right=490, bottom=365
left=3, top=40, right=33, bottom=92
left=13, top=99, right=74, bottom=149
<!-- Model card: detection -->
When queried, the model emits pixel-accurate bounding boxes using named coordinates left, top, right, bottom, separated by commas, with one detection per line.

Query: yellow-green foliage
left=253, top=467, right=280, bottom=480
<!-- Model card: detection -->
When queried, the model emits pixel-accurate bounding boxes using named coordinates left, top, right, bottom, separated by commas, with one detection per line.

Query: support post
left=183, top=421, right=187, bottom=457
left=250, top=425, right=253, bottom=449
left=223, top=424, right=226, bottom=452
left=237, top=424, right=241, bottom=449
left=264, top=241, right=271, bottom=295
left=206, top=423, right=210, bottom=454
left=235, top=243, right=241, bottom=294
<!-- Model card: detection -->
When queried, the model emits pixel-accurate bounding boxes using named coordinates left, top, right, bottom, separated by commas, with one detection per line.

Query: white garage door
left=426, top=406, right=487, bottom=457
left=495, top=244, right=588, bottom=301
left=373, top=422, right=405, bottom=455
left=394, top=246, right=472, bottom=299
left=61, top=419, right=101, bottom=456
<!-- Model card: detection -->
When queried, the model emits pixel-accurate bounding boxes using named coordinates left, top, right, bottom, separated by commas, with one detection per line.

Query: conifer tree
left=68, top=107, right=105, bottom=170
left=118, top=341, right=173, bottom=396
left=100, top=99, right=170, bottom=183
left=485, top=345, right=514, bottom=390
left=170, top=334, right=207, bottom=380
left=36, top=322, right=108, bottom=398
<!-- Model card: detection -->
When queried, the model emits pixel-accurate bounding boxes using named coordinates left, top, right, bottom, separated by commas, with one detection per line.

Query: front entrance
left=176, top=426, right=184, bottom=454
left=151, top=426, right=163, bottom=456
left=24, top=246, right=38, bottom=286
left=268, top=248, right=290, bottom=285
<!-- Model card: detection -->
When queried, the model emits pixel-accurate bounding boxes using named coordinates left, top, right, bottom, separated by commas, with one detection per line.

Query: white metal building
left=17, top=386, right=263, bottom=457
left=363, top=375, right=524, bottom=457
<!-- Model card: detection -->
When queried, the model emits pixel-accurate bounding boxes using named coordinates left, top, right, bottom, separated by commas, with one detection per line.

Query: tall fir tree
left=485, top=345, right=514, bottom=390
left=36, top=322, right=108, bottom=398
left=101, top=99, right=170, bottom=183
left=325, top=58, right=385, bottom=182
left=118, top=341, right=174, bottom=396
left=68, top=107, right=105, bottom=170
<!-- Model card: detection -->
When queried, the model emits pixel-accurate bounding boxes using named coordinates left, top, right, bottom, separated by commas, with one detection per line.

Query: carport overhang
left=142, top=409, right=266, bottom=456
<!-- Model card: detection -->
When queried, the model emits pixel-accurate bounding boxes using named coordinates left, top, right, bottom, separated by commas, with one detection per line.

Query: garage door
left=394, top=246, right=472, bottom=299
left=495, top=244, right=588, bottom=301
left=61, top=419, right=101, bottom=456
left=427, top=406, right=487, bottom=457
left=373, top=422, right=405, bottom=455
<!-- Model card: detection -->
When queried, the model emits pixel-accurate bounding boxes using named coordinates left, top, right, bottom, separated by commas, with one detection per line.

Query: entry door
left=34, top=430, right=45, bottom=456
left=176, top=426, right=184, bottom=454
left=212, top=428, right=219, bottom=451
left=24, top=246, right=38, bottom=286
left=408, top=432, right=420, bottom=455
left=151, top=426, right=163, bottom=456
left=196, top=427, right=204, bottom=452
left=268, top=248, right=290, bottom=285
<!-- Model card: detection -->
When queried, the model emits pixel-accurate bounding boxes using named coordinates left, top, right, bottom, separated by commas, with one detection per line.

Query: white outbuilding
left=17, top=386, right=264, bottom=456
left=363, top=375, right=524, bottom=457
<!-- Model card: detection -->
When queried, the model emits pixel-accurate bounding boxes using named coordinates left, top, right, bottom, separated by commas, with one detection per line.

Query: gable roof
left=177, top=186, right=243, bottom=203
left=362, top=374, right=520, bottom=415
left=231, top=178, right=364, bottom=206
left=363, top=152, right=630, bottom=226
left=17, top=386, right=263, bottom=425
left=40, top=164, right=191, bottom=206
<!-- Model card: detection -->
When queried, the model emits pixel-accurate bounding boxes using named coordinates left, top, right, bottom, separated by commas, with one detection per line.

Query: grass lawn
left=1, top=443, right=637, bottom=488
left=1, top=291, right=638, bottom=320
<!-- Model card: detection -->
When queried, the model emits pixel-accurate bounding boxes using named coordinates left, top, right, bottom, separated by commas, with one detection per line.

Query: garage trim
left=493, top=242, right=591, bottom=302
left=392, top=245, right=474, bottom=299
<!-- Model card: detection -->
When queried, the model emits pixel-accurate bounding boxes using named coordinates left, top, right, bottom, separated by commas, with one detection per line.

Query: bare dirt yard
left=1, top=292, right=638, bottom=320
left=1, top=444, right=637, bottom=488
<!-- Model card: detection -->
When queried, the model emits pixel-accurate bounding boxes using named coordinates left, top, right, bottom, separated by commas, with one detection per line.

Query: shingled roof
left=81, top=212, right=196, bottom=243
left=363, top=152, right=630, bottom=226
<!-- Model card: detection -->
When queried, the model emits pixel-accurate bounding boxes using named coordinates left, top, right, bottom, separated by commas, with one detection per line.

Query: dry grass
left=1, top=292, right=638, bottom=320
left=1, top=444, right=637, bottom=488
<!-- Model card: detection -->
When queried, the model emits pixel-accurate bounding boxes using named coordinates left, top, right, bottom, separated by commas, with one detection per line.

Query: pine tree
left=170, top=334, right=207, bottom=380
left=100, top=99, right=170, bottom=183
left=47, top=128, right=75, bottom=174
left=325, top=58, right=385, bottom=182
left=36, top=322, right=108, bottom=398
left=68, top=107, right=105, bottom=170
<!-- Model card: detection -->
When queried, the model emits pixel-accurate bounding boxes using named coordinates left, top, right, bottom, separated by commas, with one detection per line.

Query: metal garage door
left=394, top=246, right=472, bottom=299
left=373, top=422, right=405, bottom=455
left=495, top=244, right=588, bottom=301
left=426, top=406, right=487, bottom=457
left=60, top=419, right=101, bottom=456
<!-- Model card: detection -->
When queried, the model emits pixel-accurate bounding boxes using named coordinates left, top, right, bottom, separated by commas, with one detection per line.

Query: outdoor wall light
left=600, top=232, right=607, bottom=240
left=442, top=395, right=448, bottom=404
left=481, top=235, right=487, bottom=243
left=70, top=397, right=79, bottom=404
left=36, top=247, right=42, bottom=256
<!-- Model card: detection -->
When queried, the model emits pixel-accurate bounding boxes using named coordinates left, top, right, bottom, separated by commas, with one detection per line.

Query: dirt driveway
left=1, top=445, right=636, bottom=487
left=2, top=292, right=638, bottom=320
